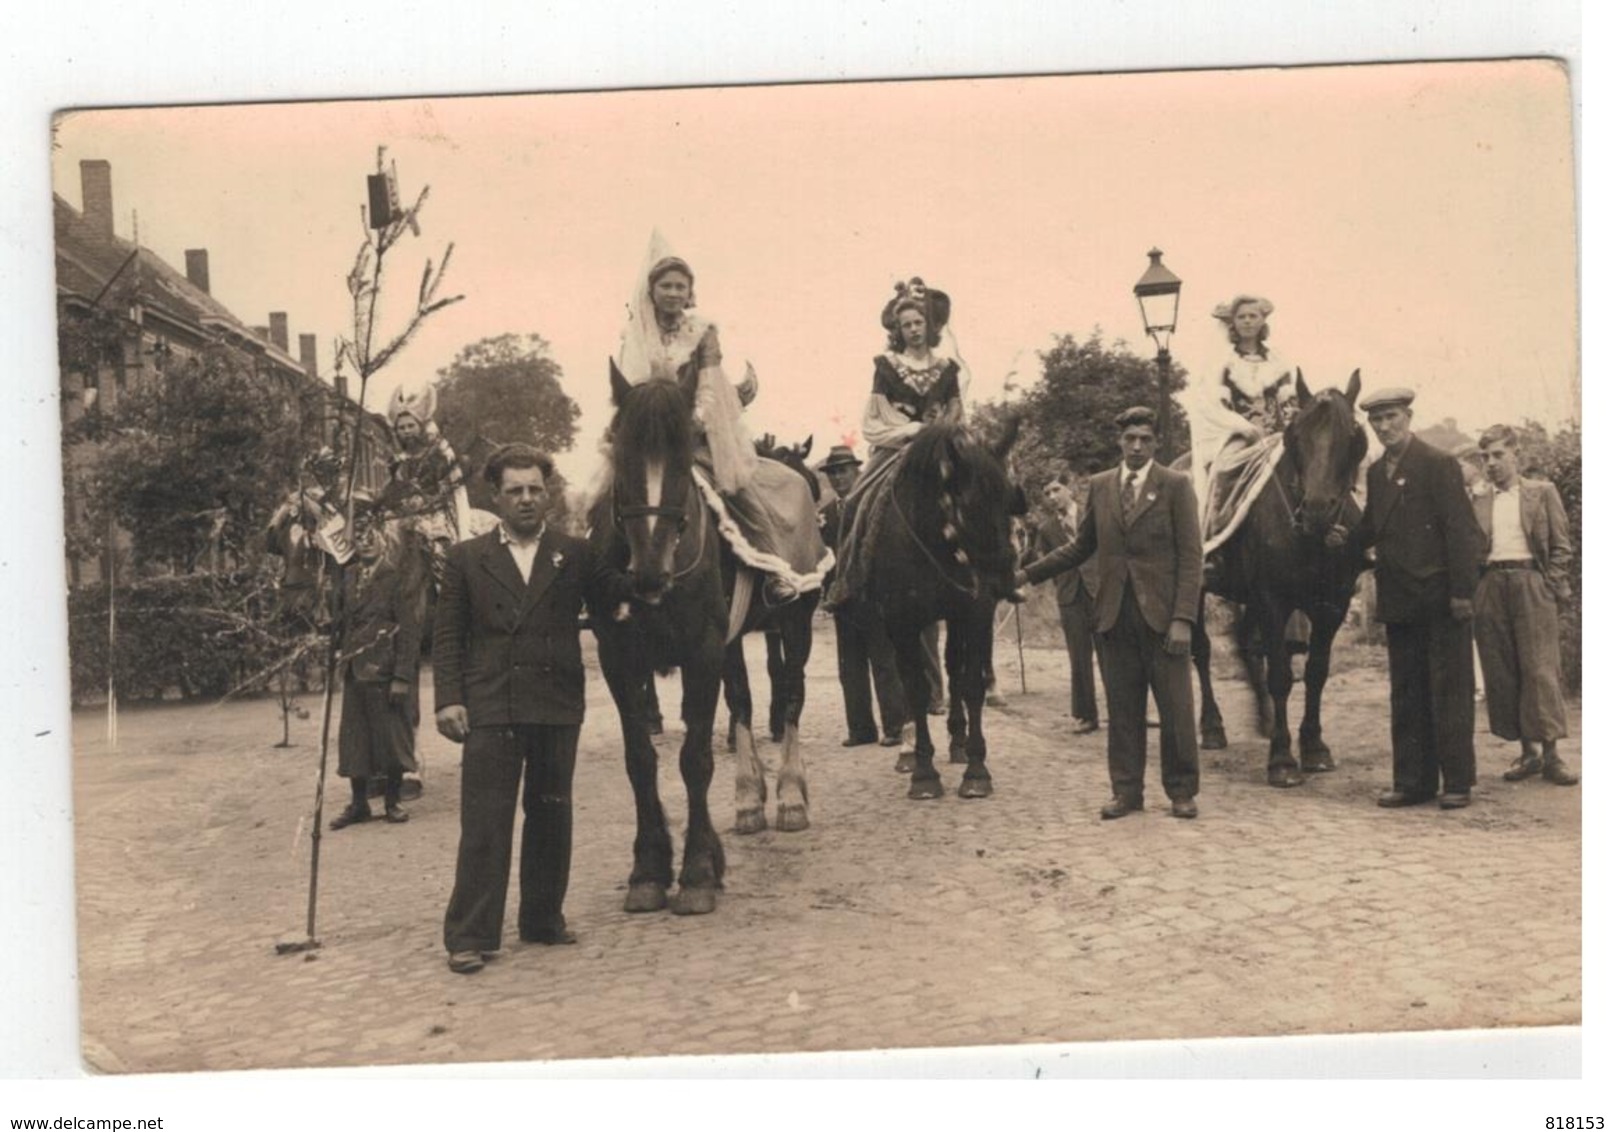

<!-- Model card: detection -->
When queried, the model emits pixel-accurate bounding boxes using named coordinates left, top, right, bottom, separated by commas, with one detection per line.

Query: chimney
left=334, top=374, right=350, bottom=400
left=184, top=250, right=211, bottom=293
left=298, top=334, right=318, bottom=378
left=80, top=159, right=114, bottom=238
left=269, top=312, right=289, bottom=352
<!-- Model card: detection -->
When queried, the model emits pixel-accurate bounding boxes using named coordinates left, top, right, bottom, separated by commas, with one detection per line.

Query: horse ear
left=1345, top=369, right=1362, bottom=407
left=990, top=412, right=1023, bottom=464
left=609, top=359, right=631, bottom=407
left=1294, top=369, right=1312, bottom=406
left=801, top=435, right=813, bottom=460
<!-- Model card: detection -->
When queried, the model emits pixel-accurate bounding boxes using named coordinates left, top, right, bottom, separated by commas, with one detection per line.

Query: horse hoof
left=1302, top=756, right=1336, bottom=773
left=734, top=808, right=768, bottom=835
left=775, top=804, right=809, bottom=833
left=669, top=886, right=718, bottom=916
left=624, top=883, right=669, bottom=913
left=908, top=777, right=945, bottom=801
left=1201, top=726, right=1228, bottom=750
left=894, top=751, right=917, bottom=774
left=1267, top=769, right=1305, bottom=789
left=770, top=729, right=785, bottom=744
left=958, top=777, right=993, bottom=800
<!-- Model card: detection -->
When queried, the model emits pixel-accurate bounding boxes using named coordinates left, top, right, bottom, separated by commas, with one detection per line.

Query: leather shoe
left=1377, top=789, right=1433, bottom=808
left=521, top=926, right=578, bottom=946
left=329, top=803, right=371, bottom=830
left=1267, top=767, right=1304, bottom=788
left=1170, top=798, right=1198, bottom=819
left=841, top=734, right=878, bottom=748
left=985, top=692, right=1009, bottom=708
left=1072, top=718, right=1099, bottom=735
left=382, top=805, right=409, bottom=824
left=1100, top=797, right=1140, bottom=820
left=447, top=950, right=485, bottom=974
left=879, top=735, right=903, bottom=748
left=1543, top=758, right=1580, bottom=786
left=1437, top=790, right=1472, bottom=810
left=1502, top=756, right=1542, bottom=782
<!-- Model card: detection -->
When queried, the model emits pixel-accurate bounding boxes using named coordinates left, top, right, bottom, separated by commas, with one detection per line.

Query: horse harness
left=611, top=479, right=707, bottom=583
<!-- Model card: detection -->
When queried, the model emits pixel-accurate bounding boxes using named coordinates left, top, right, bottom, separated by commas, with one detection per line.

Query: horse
left=1189, top=370, right=1369, bottom=785
left=861, top=419, right=1022, bottom=800
left=589, top=364, right=820, bottom=916
left=722, top=433, right=818, bottom=752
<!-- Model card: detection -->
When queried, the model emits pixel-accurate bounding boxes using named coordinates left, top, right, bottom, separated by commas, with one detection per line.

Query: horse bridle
left=1271, top=419, right=1363, bottom=534
left=611, top=480, right=705, bottom=583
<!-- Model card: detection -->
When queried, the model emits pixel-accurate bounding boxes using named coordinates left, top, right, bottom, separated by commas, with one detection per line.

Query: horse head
left=606, top=362, right=698, bottom=604
left=755, top=432, right=821, bottom=503
left=1284, top=368, right=1367, bottom=537
left=903, top=421, right=1023, bottom=599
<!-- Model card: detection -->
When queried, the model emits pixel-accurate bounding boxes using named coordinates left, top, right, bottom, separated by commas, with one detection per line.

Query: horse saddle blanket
left=1202, top=433, right=1284, bottom=556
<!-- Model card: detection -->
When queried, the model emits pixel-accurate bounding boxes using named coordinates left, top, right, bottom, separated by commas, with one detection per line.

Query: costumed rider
left=824, top=276, right=966, bottom=609
left=381, top=384, right=478, bottom=591
left=1189, top=293, right=1297, bottom=589
left=612, top=235, right=831, bottom=604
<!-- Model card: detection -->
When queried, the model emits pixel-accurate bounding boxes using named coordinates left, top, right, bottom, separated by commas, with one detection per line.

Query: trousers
left=1386, top=616, right=1477, bottom=795
left=1094, top=584, right=1199, bottom=803
left=1473, top=568, right=1568, bottom=742
left=443, top=724, right=578, bottom=953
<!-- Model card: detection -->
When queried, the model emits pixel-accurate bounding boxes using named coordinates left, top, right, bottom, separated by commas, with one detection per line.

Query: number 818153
left=1546, top=1119, right=1604, bottom=1129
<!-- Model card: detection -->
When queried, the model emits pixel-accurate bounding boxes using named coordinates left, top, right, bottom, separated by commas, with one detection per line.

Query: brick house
left=56, top=159, right=391, bottom=586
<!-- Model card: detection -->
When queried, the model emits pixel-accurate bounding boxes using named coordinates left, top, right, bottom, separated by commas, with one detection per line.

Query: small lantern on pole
left=1133, top=247, right=1183, bottom=457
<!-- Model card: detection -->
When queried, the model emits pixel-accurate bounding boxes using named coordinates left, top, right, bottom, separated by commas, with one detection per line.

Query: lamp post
left=1133, top=248, right=1183, bottom=458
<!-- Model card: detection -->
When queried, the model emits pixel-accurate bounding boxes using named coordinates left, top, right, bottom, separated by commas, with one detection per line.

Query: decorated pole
left=278, top=149, right=462, bottom=957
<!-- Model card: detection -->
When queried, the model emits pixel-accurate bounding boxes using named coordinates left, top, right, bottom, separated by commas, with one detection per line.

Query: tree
left=67, top=337, right=305, bottom=574
left=434, top=333, right=580, bottom=507
left=974, top=329, right=1189, bottom=494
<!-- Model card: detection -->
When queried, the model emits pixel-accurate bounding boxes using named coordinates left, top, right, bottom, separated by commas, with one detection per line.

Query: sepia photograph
left=39, top=57, right=1583, bottom=1079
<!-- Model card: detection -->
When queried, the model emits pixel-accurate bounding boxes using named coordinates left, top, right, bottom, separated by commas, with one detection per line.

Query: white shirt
left=498, top=522, right=545, bottom=584
left=1121, top=460, right=1154, bottom=492
left=1489, top=483, right=1531, bottom=562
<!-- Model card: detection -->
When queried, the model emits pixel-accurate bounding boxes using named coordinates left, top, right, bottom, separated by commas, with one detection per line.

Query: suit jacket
left=433, top=527, right=616, bottom=727
left=820, top=496, right=847, bottom=587
left=1472, top=477, right=1574, bottom=604
left=1024, top=463, right=1203, bottom=635
left=1026, top=513, right=1098, bottom=605
left=340, top=558, right=425, bottom=685
left=1362, top=436, right=1485, bottom=623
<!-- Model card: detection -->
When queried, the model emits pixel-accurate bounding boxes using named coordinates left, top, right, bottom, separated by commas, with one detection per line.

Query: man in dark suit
left=1471, top=424, right=1578, bottom=786
left=1017, top=407, right=1204, bottom=820
left=820, top=445, right=908, bottom=748
left=435, top=444, right=620, bottom=974
left=1335, top=388, right=1485, bottom=809
left=1027, top=471, right=1101, bottom=734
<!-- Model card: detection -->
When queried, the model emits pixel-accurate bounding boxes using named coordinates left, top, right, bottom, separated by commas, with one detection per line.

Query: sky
left=50, top=60, right=1577, bottom=488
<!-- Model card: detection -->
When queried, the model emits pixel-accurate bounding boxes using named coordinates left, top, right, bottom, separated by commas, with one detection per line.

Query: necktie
left=1122, top=470, right=1139, bottom=518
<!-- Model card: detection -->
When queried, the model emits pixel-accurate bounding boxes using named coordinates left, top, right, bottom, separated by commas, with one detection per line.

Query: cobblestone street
left=70, top=625, right=1581, bottom=1073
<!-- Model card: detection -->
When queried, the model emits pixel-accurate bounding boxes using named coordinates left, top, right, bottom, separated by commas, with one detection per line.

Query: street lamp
left=1133, top=247, right=1182, bottom=457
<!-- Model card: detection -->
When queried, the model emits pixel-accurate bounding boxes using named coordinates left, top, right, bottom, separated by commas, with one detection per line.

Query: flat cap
left=1360, top=386, right=1416, bottom=411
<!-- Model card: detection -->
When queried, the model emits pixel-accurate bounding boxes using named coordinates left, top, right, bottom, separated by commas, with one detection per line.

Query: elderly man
left=1338, top=388, right=1486, bottom=810
left=1018, top=407, right=1203, bottom=820
left=819, top=445, right=908, bottom=748
left=1471, top=424, right=1578, bottom=786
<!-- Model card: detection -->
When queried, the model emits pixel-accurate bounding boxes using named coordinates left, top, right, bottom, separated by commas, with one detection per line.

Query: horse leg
left=599, top=639, right=673, bottom=912
left=1237, top=606, right=1274, bottom=740
left=1298, top=603, right=1347, bottom=773
left=722, top=639, right=750, bottom=754
left=773, top=607, right=814, bottom=833
left=724, top=639, right=768, bottom=835
left=1192, top=598, right=1228, bottom=749
left=891, top=620, right=942, bottom=798
left=1260, top=602, right=1302, bottom=788
left=957, top=605, right=994, bottom=800
left=765, top=628, right=787, bottom=743
left=671, top=656, right=725, bottom=916
left=944, top=620, right=968, bottom=764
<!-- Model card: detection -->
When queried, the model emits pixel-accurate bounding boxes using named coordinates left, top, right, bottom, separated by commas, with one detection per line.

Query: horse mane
left=612, top=379, right=695, bottom=483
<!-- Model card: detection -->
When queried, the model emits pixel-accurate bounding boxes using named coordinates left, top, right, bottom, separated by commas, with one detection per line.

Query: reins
left=887, top=455, right=985, bottom=599
left=1271, top=412, right=1362, bottom=535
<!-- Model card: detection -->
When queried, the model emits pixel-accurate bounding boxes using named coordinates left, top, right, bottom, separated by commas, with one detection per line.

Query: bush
left=67, top=567, right=325, bottom=706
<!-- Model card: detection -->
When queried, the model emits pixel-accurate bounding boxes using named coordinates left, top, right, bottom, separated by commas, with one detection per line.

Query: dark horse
left=862, top=420, right=1021, bottom=800
left=589, top=365, right=819, bottom=916
left=1191, top=370, right=1369, bottom=785
left=723, top=433, right=818, bottom=753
